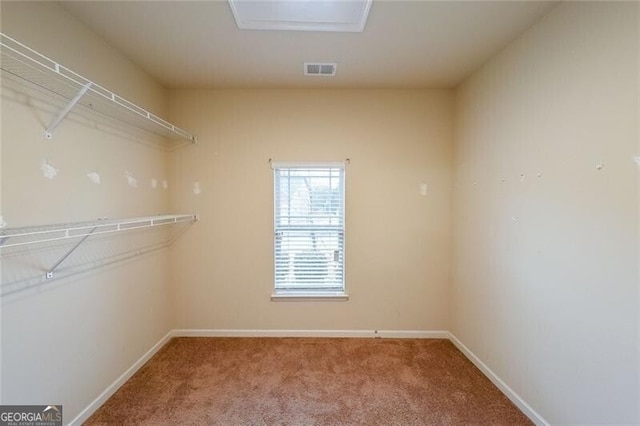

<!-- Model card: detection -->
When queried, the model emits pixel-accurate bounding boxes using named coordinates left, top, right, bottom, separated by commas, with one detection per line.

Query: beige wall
left=637, top=5, right=640, bottom=421
left=1, top=2, right=174, bottom=421
left=169, top=89, right=453, bottom=331
left=0, top=3, right=4, bottom=406
left=452, top=2, right=638, bottom=423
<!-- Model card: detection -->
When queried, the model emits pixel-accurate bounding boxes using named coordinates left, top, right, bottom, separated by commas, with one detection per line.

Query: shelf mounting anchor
left=45, top=82, right=92, bottom=139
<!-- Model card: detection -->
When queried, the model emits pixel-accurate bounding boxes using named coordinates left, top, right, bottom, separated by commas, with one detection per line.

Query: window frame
left=271, top=162, right=348, bottom=301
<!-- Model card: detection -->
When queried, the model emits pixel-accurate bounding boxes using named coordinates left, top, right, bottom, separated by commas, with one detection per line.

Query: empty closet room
left=1, top=1, right=638, bottom=424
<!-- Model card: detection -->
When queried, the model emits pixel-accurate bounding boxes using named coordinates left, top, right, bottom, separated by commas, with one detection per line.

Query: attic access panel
left=228, top=0, right=372, bottom=32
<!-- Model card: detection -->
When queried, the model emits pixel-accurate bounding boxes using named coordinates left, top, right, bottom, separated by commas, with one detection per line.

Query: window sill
left=271, top=292, right=350, bottom=302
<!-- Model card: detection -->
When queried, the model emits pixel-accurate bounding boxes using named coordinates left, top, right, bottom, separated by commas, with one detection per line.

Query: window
left=273, top=163, right=345, bottom=298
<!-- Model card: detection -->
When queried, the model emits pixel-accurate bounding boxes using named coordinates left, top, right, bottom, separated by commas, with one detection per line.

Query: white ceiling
left=60, top=1, right=557, bottom=89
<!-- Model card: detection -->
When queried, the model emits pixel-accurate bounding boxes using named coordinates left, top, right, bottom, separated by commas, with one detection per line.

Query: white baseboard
left=448, top=332, right=549, bottom=426
left=173, top=329, right=372, bottom=338
left=375, top=330, right=449, bottom=339
left=172, top=329, right=448, bottom=339
left=68, top=330, right=173, bottom=426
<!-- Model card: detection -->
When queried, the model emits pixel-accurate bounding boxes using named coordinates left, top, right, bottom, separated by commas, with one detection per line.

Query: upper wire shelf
left=0, top=32, right=197, bottom=145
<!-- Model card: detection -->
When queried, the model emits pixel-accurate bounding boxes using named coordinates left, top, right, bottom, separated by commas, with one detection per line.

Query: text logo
left=0, top=405, right=62, bottom=426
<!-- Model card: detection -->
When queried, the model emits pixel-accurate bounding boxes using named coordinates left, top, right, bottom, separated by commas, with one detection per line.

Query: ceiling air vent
left=304, top=62, right=337, bottom=77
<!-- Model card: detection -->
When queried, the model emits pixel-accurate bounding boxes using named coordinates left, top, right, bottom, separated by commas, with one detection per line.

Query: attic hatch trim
left=228, top=0, right=372, bottom=33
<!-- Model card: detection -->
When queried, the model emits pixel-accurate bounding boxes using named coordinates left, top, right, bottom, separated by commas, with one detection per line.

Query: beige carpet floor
left=85, top=337, right=532, bottom=425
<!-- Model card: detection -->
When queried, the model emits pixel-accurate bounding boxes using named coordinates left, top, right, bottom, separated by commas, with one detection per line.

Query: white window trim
left=270, top=161, right=346, bottom=170
left=272, top=161, right=347, bottom=301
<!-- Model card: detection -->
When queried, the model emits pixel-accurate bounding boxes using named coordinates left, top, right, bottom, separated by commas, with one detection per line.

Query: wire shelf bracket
left=46, top=225, right=98, bottom=279
left=45, top=82, right=91, bottom=139
left=0, top=214, right=198, bottom=280
left=0, top=32, right=197, bottom=145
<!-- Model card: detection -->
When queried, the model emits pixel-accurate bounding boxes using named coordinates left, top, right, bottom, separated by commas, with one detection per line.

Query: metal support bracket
left=45, top=226, right=97, bottom=280
left=45, top=82, right=92, bottom=139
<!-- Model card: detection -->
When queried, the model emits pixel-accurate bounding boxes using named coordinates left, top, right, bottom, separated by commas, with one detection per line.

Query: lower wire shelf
left=0, top=213, right=198, bottom=280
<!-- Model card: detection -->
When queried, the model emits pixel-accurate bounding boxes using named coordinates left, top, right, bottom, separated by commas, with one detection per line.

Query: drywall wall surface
left=1, top=2, right=173, bottom=421
left=0, top=2, right=4, bottom=406
left=169, top=89, right=453, bottom=331
left=637, top=5, right=640, bottom=422
left=452, top=2, right=638, bottom=423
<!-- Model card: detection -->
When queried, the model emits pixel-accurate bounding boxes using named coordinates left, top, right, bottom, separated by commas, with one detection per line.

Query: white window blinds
left=273, top=164, right=345, bottom=294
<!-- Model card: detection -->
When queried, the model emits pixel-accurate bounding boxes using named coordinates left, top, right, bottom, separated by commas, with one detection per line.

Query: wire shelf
left=0, top=214, right=197, bottom=280
left=0, top=32, right=197, bottom=145
left=0, top=214, right=197, bottom=250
